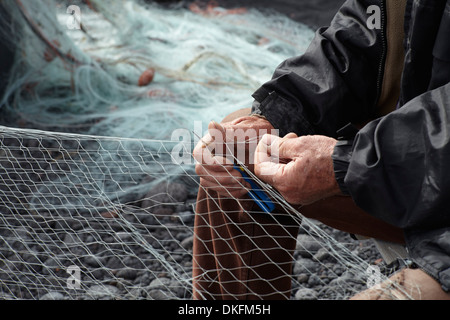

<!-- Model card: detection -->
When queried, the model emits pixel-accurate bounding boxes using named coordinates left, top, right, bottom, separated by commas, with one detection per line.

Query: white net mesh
left=0, top=125, right=409, bottom=300
left=0, top=126, right=198, bottom=300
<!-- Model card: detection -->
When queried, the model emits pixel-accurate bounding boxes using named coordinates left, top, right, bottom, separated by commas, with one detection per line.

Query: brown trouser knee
left=191, top=187, right=405, bottom=300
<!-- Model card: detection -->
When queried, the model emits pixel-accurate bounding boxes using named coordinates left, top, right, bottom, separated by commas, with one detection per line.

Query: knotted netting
left=0, top=0, right=412, bottom=300
left=0, top=125, right=411, bottom=300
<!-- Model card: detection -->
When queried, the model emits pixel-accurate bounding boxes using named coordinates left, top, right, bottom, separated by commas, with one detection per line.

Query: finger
left=194, top=139, right=235, bottom=166
left=212, top=119, right=260, bottom=154
left=197, top=153, right=235, bottom=172
left=192, top=132, right=214, bottom=163
left=200, top=162, right=234, bottom=172
left=196, top=154, right=252, bottom=187
left=254, top=134, right=285, bottom=166
left=254, top=134, right=297, bottom=182
left=200, top=177, right=250, bottom=198
left=193, top=121, right=229, bottom=162
left=196, top=164, right=250, bottom=187
left=254, top=159, right=286, bottom=185
left=209, top=121, right=228, bottom=147
left=210, top=121, right=241, bottom=158
left=200, top=177, right=250, bottom=194
left=254, top=134, right=272, bottom=165
left=284, top=132, right=299, bottom=139
left=209, top=120, right=225, bottom=134
left=260, top=133, right=301, bottom=161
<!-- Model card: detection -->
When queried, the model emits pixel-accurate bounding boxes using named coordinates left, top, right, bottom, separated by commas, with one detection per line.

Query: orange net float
left=138, top=68, right=156, bottom=87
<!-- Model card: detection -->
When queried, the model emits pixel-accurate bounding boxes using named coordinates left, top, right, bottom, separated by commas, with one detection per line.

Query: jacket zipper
left=375, top=0, right=387, bottom=109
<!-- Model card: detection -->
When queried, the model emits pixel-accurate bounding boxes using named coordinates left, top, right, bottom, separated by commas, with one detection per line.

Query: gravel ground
left=0, top=136, right=388, bottom=300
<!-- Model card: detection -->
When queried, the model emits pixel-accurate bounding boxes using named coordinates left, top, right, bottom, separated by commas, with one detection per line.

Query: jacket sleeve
left=251, top=0, right=386, bottom=138
left=334, top=82, right=450, bottom=231
left=335, top=83, right=450, bottom=291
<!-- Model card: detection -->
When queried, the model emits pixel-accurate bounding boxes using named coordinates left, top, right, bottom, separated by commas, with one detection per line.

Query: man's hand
left=193, top=115, right=276, bottom=198
left=254, top=133, right=342, bottom=205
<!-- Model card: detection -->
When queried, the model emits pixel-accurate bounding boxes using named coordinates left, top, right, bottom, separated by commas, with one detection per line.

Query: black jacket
left=251, top=0, right=450, bottom=291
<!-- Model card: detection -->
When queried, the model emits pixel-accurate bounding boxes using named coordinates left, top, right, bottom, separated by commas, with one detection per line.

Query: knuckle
left=277, top=184, right=290, bottom=194
left=195, top=164, right=203, bottom=176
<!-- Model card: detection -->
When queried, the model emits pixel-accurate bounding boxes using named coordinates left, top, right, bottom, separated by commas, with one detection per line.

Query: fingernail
left=211, top=120, right=224, bottom=131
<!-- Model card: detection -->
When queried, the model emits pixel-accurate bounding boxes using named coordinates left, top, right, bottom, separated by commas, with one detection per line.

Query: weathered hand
left=254, top=133, right=342, bottom=205
left=193, top=116, right=276, bottom=198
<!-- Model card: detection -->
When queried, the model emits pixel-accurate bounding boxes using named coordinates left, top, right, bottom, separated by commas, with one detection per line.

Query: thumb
left=208, top=121, right=226, bottom=141
left=258, top=133, right=299, bottom=161
left=255, top=159, right=283, bottom=185
left=209, top=120, right=225, bottom=133
left=254, top=134, right=284, bottom=184
left=209, top=120, right=238, bottom=147
left=206, top=121, right=228, bottom=156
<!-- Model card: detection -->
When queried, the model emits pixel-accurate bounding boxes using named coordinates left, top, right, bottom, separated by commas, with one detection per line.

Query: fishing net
left=0, top=0, right=412, bottom=300
left=0, top=0, right=313, bottom=138
left=0, top=125, right=411, bottom=300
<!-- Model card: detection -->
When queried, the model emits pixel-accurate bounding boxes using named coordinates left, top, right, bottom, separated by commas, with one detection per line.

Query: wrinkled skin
left=254, top=133, right=341, bottom=206
left=192, top=114, right=342, bottom=206
left=192, top=116, right=276, bottom=198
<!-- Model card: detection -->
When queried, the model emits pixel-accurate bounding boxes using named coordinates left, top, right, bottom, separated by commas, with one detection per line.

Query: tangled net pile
left=0, top=0, right=410, bottom=300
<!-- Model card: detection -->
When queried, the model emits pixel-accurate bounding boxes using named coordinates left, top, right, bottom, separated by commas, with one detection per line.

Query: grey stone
left=115, top=268, right=138, bottom=280
left=307, top=274, right=321, bottom=287
left=148, top=277, right=171, bottom=290
left=293, top=258, right=318, bottom=274
left=40, top=292, right=66, bottom=300
left=85, top=285, right=119, bottom=300
left=313, top=247, right=331, bottom=261
left=296, top=234, right=323, bottom=258
left=180, top=235, right=194, bottom=250
left=84, top=254, right=106, bottom=268
left=294, top=288, right=318, bottom=300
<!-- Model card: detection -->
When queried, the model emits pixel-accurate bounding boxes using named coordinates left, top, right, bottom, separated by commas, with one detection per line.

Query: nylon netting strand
left=0, top=126, right=412, bottom=300
left=0, top=0, right=412, bottom=300
left=0, top=0, right=314, bottom=138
